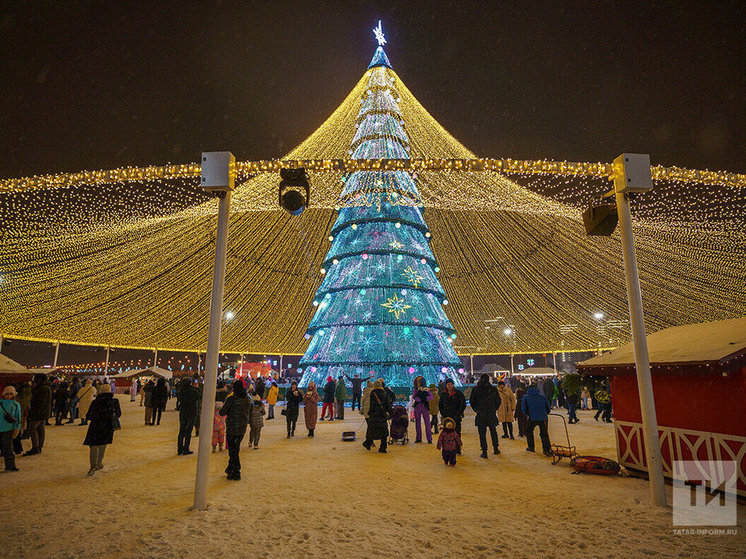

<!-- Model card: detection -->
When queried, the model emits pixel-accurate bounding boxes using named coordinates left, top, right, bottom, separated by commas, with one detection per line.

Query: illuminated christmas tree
left=299, top=23, right=462, bottom=387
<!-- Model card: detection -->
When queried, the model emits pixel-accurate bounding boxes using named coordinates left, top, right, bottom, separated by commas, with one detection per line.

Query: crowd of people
left=0, top=370, right=612, bottom=478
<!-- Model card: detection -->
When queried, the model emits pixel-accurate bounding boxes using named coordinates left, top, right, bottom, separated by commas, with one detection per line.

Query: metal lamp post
left=584, top=153, right=666, bottom=507
left=193, top=152, right=235, bottom=511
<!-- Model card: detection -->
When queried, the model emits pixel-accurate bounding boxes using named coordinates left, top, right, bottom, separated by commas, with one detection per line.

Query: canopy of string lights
left=1, top=64, right=744, bottom=356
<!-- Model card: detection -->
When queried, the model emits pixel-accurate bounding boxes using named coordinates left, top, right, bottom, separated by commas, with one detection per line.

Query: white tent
left=0, top=353, right=31, bottom=374
left=0, top=353, right=34, bottom=382
left=113, top=366, right=173, bottom=380
left=515, top=366, right=557, bottom=377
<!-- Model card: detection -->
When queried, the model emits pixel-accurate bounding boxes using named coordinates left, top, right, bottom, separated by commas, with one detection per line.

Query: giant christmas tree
left=299, top=24, right=462, bottom=388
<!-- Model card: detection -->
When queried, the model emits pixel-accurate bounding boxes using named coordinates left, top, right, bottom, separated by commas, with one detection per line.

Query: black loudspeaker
left=279, top=168, right=310, bottom=216
left=583, top=204, right=618, bottom=236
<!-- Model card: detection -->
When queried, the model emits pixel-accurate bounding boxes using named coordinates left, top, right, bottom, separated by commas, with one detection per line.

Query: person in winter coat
left=215, top=380, right=229, bottom=403
left=594, top=385, right=612, bottom=423
left=67, top=378, right=81, bottom=423
left=254, top=376, right=266, bottom=403
left=249, top=393, right=265, bottom=448
left=151, top=378, right=169, bottom=425
left=265, top=382, right=279, bottom=419
left=212, top=401, right=226, bottom=452
left=25, top=373, right=52, bottom=455
left=361, top=380, right=374, bottom=418
left=521, top=385, right=552, bottom=456
left=497, top=380, right=517, bottom=439
left=219, top=379, right=251, bottom=480
left=344, top=373, right=372, bottom=411
left=177, top=378, right=201, bottom=455
left=130, top=379, right=138, bottom=402
left=1, top=386, right=22, bottom=472
left=436, top=417, right=462, bottom=466
left=54, top=382, right=69, bottom=425
left=334, top=376, right=347, bottom=420
left=143, top=380, right=154, bottom=425
left=514, top=383, right=528, bottom=438
left=320, top=376, right=335, bottom=421
left=17, top=382, right=31, bottom=438
left=428, top=384, right=440, bottom=434
left=580, top=387, right=591, bottom=410
left=303, top=382, right=321, bottom=437
left=83, top=384, right=121, bottom=476
left=438, top=378, right=466, bottom=441
left=284, top=381, right=302, bottom=437
left=470, top=373, right=501, bottom=458
left=362, top=379, right=392, bottom=453
left=412, top=376, right=433, bottom=443
left=77, top=379, right=96, bottom=425
left=542, top=378, right=554, bottom=408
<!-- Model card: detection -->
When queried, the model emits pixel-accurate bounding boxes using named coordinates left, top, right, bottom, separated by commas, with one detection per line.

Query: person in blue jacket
left=1, top=386, right=22, bottom=472
left=521, top=384, right=552, bottom=457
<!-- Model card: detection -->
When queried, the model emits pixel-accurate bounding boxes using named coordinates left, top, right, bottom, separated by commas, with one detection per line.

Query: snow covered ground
left=1, top=395, right=743, bottom=558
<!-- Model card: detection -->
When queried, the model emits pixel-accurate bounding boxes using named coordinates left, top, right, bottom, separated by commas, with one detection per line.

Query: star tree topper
left=373, top=20, right=387, bottom=46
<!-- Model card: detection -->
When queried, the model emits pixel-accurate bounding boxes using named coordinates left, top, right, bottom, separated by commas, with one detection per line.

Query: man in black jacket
left=24, top=373, right=52, bottom=455
left=469, top=373, right=501, bottom=458
left=177, top=378, right=201, bottom=455
left=220, top=379, right=252, bottom=480
left=345, top=373, right=372, bottom=411
left=439, top=378, right=466, bottom=446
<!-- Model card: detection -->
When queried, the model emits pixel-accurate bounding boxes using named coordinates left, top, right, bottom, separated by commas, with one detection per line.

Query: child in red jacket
left=436, top=417, right=462, bottom=466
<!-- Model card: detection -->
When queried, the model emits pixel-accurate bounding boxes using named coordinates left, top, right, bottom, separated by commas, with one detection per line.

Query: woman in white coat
left=77, top=380, right=96, bottom=426
left=130, top=379, right=138, bottom=402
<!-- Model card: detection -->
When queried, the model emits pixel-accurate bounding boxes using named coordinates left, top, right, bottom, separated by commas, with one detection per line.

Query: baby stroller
left=388, top=405, right=409, bottom=445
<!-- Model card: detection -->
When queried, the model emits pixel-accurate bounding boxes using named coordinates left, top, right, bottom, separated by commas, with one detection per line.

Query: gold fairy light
left=0, top=64, right=743, bottom=356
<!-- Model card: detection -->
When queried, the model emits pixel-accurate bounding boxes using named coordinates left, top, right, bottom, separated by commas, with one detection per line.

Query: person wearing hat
left=521, top=384, right=552, bottom=457
left=436, top=417, right=462, bottom=466
left=284, top=380, right=302, bottom=437
left=76, top=379, right=96, bottom=426
left=83, top=383, right=121, bottom=476
left=1, top=386, right=22, bottom=471
left=362, top=379, right=392, bottom=453
left=303, top=381, right=320, bottom=437
left=470, top=373, right=502, bottom=458
left=438, top=378, right=466, bottom=451
left=320, top=376, right=336, bottom=421
left=24, top=373, right=52, bottom=456
left=334, top=375, right=347, bottom=420
left=219, top=378, right=251, bottom=480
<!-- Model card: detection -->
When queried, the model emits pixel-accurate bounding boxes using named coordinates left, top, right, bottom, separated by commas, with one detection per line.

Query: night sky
left=1, top=1, right=744, bottom=179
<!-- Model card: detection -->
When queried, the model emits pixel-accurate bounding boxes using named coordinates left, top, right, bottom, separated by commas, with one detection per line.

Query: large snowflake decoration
left=402, top=265, right=424, bottom=288
left=381, top=294, right=412, bottom=319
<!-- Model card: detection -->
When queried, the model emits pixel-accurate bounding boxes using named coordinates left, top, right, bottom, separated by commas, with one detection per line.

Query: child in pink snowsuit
left=437, top=417, right=462, bottom=466
left=212, top=401, right=225, bottom=452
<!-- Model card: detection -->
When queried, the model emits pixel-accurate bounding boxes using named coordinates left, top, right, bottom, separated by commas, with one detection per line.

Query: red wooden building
left=578, top=317, right=746, bottom=496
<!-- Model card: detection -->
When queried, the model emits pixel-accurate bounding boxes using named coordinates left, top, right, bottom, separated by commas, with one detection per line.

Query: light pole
left=583, top=153, right=666, bottom=507
left=503, top=327, right=515, bottom=374
left=193, top=152, right=235, bottom=511
left=593, top=311, right=605, bottom=354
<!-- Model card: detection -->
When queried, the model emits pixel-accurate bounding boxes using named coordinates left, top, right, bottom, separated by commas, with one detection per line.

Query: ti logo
left=672, top=461, right=737, bottom=527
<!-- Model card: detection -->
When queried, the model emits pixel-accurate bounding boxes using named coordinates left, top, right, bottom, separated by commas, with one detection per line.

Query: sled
left=548, top=413, right=578, bottom=465
left=570, top=455, right=621, bottom=475
left=341, top=431, right=357, bottom=441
